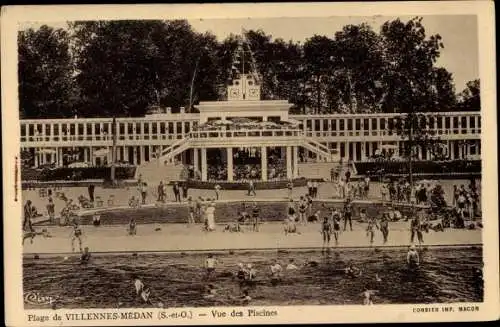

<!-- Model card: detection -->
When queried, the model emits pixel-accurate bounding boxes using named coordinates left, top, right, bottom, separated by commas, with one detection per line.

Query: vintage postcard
left=2, top=2, right=498, bottom=325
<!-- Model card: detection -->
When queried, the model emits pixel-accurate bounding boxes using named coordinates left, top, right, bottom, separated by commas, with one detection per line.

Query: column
left=286, top=146, right=292, bottom=179
left=293, top=146, right=299, bottom=178
left=353, top=142, right=358, bottom=162
left=58, top=148, right=63, bottom=166
left=458, top=143, right=463, bottom=159
left=360, top=142, right=365, bottom=161
left=367, top=142, right=372, bottom=158
left=133, top=147, right=138, bottom=165
left=148, top=145, right=152, bottom=163
left=126, top=147, right=131, bottom=164
left=201, top=148, right=208, bottom=181
left=84, top=148, right=88, bottom=162
left=107, top=147, right=112, bottom=165
left=193, top=148, right=199, bottom=174
left=227, top=148, right=234, bottom=182
left=261, top=146, right=267, bottom=181
left=34, top=150, right=39, bottom=167
left=139, top=146, right=145, bottom=165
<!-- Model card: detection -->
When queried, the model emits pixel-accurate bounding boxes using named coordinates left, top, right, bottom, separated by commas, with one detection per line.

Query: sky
left=21, top=15, right=478, bottom=92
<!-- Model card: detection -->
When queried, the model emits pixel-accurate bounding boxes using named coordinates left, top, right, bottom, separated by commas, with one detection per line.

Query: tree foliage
left=18, top=25, right=75, bottom=119
left=18, top=17, right=478, bottom=118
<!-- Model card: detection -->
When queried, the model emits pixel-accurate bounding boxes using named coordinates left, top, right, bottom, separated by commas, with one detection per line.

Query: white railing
left=189, top=128, right=303, bottom=139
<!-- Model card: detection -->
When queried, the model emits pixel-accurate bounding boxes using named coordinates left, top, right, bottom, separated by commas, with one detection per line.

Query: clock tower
left=227, top=74, right=261, bottom=101
left=227, top=34, right=262, bottom=101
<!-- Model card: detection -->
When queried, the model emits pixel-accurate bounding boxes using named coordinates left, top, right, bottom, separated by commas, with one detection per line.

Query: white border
left=2, top=2, right=498, bottom=325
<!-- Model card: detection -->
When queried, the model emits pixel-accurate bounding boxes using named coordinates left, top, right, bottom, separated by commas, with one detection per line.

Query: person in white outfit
left=205, top=202, right=216, bottom=231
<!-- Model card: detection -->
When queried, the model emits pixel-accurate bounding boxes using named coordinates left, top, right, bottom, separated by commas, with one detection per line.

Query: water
left=23, top=247, right=483, bottom=309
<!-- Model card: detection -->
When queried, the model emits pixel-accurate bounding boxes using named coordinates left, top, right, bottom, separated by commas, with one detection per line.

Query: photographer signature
left=24, top=291, right=56, bottom=305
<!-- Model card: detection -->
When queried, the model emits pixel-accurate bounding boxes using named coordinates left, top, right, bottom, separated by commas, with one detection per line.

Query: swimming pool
left=23, top=246, right=483, bottom=309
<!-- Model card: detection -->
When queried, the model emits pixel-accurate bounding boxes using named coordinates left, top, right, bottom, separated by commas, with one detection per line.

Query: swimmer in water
left=203, top=284, right=217, bottom=299
left=407, top=245, right=420, bottom=269
left=236, top=263, right=247, bottom=287
left=270, top=260, right=283, bottom=285
left=80, top=247, right=91, bottom=264
left=321, top=216, right=332, bottom=251
left=362, top=289, right=376, bottom=305
left=70, top=222, right=83, bottom=253
left=345, top=261, right=362, bottom=278
left=286, top=258, right=299, bottom=271
left=205, top=254, right=217, bottom=279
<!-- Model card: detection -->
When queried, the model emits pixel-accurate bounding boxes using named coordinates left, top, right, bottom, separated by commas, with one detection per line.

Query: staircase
left=300, top=137, right=335, bottom=162
left=134, top=136, right=190, bottom=185
left=155, top=137, right=191, bottom=165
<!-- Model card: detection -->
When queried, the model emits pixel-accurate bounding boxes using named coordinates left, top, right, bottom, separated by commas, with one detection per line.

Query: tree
left=457, top=79, right=480, bottom=111
left=18, top=25, right=75, bottom=119
left=382, top=17, right=449, bottom=189
left=329, top=24, right=386, bottom=113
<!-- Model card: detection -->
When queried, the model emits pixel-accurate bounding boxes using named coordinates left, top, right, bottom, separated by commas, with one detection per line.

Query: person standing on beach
left=70, top=222, right=83, bottom=252
left=343, top=198, right=353, bottom=231
left=379, top=213, right=389, bottom=244
left=321, top=216, right=332, bottom=251
left=214, top=184, right=221, bottom=200
left=23, top=200, right=35, bottom=233
left=248, top=180, right=256, bottom=196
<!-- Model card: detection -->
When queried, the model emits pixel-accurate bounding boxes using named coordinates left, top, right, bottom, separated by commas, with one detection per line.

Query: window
left=152, top=123, right=157, bottom=134
left=176, top=122, right=182, bottom=134
left=453, top=117, right=459, bottom=129
left=306, top=120, right=312, bottom=130
left=127, top=123, right=133, bottom=135
left=185, top=122, right=190, bottom=133
left=461, top=117, right=467, bottom=129
left=54, top=124, right=59, bottom=136
left=355, top=119, right=361, bottom=131
left=380, top=119, right=386, bottom=130
left=45, top=124, right=51, bottom=135
left=339, top=119, right=345, bottom=131
left=469, top=116, right=476, bottom=128
left=21, top=124, right=26, bottom=136
left=445, top=117, right=450, bottom=129
left=168, top=122, right=174, bottom=134
left=371, top=118, right=377, bottom=130
left=331, top=120, right=337, bottom=131
left=248, top=81, right=253, bottom=86
left=347, top=119, right=353, bottom=131
left=323, top=119, right=329, bottom=130
left=78, top=124, right=84, bottom=135
left=160, top=123, right=166, bottom=134
left=437, top=117, right=443, bottom=129
left=314, top=120, right=321, bottom=131
left=363, top=119, right=369, bottom=130
left=144, top=123, right=149, bottom=134
left=428, top=117, right=435, bottom=129
left=87, top=123, right=93, bottom=135
left=478, top=117, right=481, bottom=128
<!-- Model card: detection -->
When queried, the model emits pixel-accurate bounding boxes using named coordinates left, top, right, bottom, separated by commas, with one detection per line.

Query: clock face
left=230, top=89, right=239, bottom=98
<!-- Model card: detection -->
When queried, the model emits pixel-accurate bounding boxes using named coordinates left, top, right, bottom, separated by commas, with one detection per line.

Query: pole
left=189, top=58, right=200, bottom=112
left=110, top=117, right=117, bottom=184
